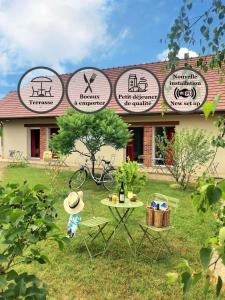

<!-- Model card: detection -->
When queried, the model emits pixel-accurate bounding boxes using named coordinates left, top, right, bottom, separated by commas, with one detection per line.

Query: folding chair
left=78, top=191, right=111, bottom=260
left=138, top=193, right=179, bottom=261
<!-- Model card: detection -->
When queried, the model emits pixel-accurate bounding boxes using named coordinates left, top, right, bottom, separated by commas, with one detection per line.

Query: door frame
left=27, top=127, right=40, bottom=159
left=152, top=125, right=176, bottom=166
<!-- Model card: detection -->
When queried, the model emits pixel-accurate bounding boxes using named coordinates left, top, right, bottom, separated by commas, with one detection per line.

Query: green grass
left=1, top=165, right=220, bottom=299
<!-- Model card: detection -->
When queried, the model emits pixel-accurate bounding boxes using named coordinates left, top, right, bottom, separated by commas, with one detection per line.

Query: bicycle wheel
left=69, top=169, right=87, bottom=190
left=103, top=169, right=116, bottom=191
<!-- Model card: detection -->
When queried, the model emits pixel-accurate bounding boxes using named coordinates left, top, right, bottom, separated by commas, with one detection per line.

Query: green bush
left=115, top=159, right=147, bottom=195
left=155, top=128, right=214, bottom=190
left=0, top=182, right=66, bottom=299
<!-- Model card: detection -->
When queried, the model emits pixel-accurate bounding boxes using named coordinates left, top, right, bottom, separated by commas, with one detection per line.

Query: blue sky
left=0, top=0, right=212, bottom=99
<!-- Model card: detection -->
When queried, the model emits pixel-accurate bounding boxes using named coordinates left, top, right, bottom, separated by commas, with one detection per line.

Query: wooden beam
left=128, top=121, right=179, bottom=127
left=24, top=124, right=57, bottom=127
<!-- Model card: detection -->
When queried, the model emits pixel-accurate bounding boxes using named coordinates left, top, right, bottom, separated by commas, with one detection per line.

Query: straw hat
left=64, top=191, right=84, bottom=214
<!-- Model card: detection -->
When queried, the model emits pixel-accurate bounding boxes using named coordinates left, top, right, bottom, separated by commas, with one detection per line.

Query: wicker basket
left=146, top=206, right=154, bottom=226
left=163, top=208, right=170, bottom=227
left=154, top=210, right=164, bottom=228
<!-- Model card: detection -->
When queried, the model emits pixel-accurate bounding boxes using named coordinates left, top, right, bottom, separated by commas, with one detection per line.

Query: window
left=154, top=126, right=175, bottom=165
left=126, top=127, right=143, bottom=162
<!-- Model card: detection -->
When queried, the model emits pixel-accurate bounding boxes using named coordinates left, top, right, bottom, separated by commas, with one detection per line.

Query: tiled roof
left=0, top=57, right=224, bottom=119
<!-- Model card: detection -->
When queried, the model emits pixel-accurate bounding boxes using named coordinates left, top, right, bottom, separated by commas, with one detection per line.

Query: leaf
left=206, top=185, right=222, bottom=206
left=0, top=274, right=7, bottom=289
left=0, top=254, right=7, bottom=263
left=181, top=271, right=192, bottom=294
left=216, top=276, right=222, bottom=297
left=177, top=259, right=192, bottom=272
left=203, top=102, right=215, bottom=119
left=166, top=272, right=179, bottom=283
left=192, top=272, right=202, bottom=285
left=219, top=227, right=225, bottom=246
left=7, top=270, right=18, bottom=281
left=200, top=247, right=212, bottom=270
left=9, top=210, right=25, bottom=225
left=18, top=278, right=26, bottom=296
left=218, top=180, right=225, bottom=199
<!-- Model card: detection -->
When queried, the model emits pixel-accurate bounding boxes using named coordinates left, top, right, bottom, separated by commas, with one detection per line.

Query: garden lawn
left=2, top=165, right=220, bottom=300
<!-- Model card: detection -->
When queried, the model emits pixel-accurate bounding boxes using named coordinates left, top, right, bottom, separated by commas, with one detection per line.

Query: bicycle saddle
left=102, top=159, right=110, bottom=164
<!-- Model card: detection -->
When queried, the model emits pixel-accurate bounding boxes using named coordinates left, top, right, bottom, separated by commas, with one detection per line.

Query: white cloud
left=157, top=47, right=198, bottom=61
left=0, top=0, right=125, bottom=74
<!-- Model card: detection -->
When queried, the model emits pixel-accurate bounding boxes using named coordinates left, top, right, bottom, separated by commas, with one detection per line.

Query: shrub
left=0, top=182, right=65, bottom=299
left=155, top=128, right=214, bottom=190
left=115, top=159, right=147, bottom=195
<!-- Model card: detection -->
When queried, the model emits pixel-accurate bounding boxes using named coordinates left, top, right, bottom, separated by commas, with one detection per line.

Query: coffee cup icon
left=138, top=78, right=148, bottom=92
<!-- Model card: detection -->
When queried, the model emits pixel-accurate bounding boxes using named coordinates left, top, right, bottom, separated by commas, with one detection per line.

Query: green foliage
left=164, top=0, right=225, bottom=74
left=50, top=108, right=131, bottom=156
left=0, top=182, right=65, bottom=299
left=203, top=94, right=222, bottom=119
left=155, top=128, right=214, bottom=190
left=212, top=116, right=225, bottom=148
left=169, top=174, right=225, bottom=298
left=200, top=247, right=213, bottom=270
left=114, top=159, right=147, bottom=194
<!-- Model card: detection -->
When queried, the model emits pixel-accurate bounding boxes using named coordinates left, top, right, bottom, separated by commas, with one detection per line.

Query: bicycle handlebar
left=77, top=151, right=112, bottom=165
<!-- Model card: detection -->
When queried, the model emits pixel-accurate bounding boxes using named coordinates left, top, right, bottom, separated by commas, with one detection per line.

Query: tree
left=164, top=0, right=224, bottom=74
left=155, top=128, right=214, bottom=190
left=163, top=0, right=225, bottom=297
left=0, top=182, right=66, bottom=299
left=50, top=109, right=131, bottom=174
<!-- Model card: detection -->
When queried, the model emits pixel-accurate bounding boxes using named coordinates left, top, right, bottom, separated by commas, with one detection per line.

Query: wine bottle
left=119, top=181, right=125, bottom=203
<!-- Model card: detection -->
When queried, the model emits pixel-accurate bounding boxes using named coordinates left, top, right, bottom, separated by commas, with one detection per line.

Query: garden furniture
left=151, top=158, right=170, bottom=175
left=78, top=191, right=111, bottom=260
left=101, top=198, right=143, bottom=252
left=79, top=216, right=111, bottom=259
left=208, top=162, right=220, bottom=179
left=138, top=193, right=179, bottom=261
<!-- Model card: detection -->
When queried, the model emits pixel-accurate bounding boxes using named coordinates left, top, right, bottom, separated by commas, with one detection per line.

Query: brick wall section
left=143, top=126, right=153, bottom=167
left=40, top=127, right=47, bottom=159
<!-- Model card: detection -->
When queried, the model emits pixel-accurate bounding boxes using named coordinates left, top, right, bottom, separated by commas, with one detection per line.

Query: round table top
left=101, top=198, right=144, bottom=208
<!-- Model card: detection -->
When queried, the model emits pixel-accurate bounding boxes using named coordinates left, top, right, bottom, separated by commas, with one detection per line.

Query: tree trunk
left=91, top=156, right=95, bottom=176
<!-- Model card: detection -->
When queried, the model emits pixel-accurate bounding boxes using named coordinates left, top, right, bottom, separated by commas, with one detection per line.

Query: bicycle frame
left=80, top=159, right=115, bottom=185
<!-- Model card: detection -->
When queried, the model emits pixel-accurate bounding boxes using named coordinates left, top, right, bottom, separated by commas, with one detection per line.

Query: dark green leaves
left=1, top=271, right=48, bottom=299
left=216, top=276, right=222, bottom=297
left=206, top=185, right=222, bottom=205
left=200, top=247, right=212, bottom=269
left=181, top=272, right=192, bottom=294
left=0, top=182, right=65, bottom=298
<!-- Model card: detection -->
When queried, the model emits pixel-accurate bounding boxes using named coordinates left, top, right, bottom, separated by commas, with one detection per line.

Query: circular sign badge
left=162, top=68, right=208, bottom=113
left=114, top=67, right=160, bottom=113
left=66, top=67, right=112, bottom=113
left=18, top=66, right=64, bottom=114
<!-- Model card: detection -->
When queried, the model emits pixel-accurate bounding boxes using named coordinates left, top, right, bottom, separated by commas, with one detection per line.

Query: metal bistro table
left=101, top=198, right=143, bottom=250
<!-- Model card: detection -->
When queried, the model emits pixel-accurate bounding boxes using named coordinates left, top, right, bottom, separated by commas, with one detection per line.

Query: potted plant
left=115, top=158, right=147, bottom=200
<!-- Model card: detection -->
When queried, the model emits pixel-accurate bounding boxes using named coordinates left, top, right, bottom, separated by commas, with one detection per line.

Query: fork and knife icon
left=83, top=73, right=97, bottom=93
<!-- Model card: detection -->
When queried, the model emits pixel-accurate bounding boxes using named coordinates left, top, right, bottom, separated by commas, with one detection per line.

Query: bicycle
left=69, top=154, right=116, bottom=191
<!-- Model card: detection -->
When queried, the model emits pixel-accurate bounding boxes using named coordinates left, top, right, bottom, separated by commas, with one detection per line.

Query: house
left=0, top=57, right=224, bottom=177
